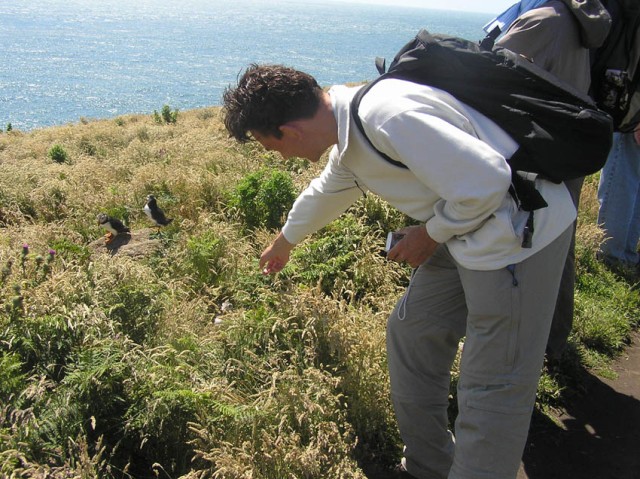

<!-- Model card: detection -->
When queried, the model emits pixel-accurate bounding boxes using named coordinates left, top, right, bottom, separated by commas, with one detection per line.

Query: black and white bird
left=144, top=194, right=173, bottom=227
left=97, top=213, right=130, bottom=244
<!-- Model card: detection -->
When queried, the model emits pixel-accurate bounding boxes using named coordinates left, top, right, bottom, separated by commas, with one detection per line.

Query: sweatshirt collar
left=329, top=84, right=362, bottom=162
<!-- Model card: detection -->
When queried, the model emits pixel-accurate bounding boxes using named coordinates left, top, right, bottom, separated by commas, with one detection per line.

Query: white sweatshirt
left=281, top=79, right=576, bottom=270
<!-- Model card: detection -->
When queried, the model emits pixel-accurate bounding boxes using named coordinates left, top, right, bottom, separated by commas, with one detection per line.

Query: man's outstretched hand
left=259, top=231, right=295, bottom=275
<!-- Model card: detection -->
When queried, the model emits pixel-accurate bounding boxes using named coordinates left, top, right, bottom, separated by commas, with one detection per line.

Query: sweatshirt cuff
left=281, top=224, right=300, bottom=246
left=425, top=219, right=451, bottom=244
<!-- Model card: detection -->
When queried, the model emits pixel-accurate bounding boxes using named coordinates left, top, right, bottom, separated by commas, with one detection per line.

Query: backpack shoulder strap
left=350, top=77, right=408, bottom=169
left=349, top=29, right=442, bottom=169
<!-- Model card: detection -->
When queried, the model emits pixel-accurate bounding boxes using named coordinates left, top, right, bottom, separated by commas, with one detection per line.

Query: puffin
left=97, top=213, right=130, bottom=244
left=144, top=194, right=173, bottom=227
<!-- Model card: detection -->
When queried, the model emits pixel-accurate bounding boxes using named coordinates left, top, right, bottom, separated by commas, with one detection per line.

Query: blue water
left=0, top=0, right=494, bottom=131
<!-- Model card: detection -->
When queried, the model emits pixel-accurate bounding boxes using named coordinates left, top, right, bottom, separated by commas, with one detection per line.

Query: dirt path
left=518, top=331, right=640, bottom=479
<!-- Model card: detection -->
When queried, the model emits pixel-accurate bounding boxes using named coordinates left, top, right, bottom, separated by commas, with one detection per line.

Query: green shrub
left=186, top=231, right=227, bottom=288
left=220, top=305, right=304, bottom=373
left=353, top=193, right=415, bottom=232
left=102, top=282, right=163, bottom=345
left=0, top=352, right=25, bottom=402
left=48, top=144, right=69, bottom=164
left=58, top=339, right=137, bottom=469
left=49, top=238, right=91, bottom=263
left=277, top=211, right=411, bottom=306
left=123, top=346, right=227, bottom=476
left=230, top=168, right=297, bottom=231
left=153, top=105, right=178, bottom=124
left=2, top=313, right=80, bottom=381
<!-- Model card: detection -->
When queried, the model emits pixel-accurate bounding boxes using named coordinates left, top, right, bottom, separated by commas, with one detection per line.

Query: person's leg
left=597, top=132, right=640, bottom=266
left=387, top=245, right=468, bottom=479
left=546, top=177, right=583, bottom=360
left=449, top=226, right=572, bottom=479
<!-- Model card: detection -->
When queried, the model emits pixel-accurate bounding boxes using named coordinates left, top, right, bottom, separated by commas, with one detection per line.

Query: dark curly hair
left=222, top=64, right=323, bottom=142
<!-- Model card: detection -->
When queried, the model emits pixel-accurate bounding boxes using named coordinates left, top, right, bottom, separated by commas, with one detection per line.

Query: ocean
left=0, top=0, right=495, bottom=131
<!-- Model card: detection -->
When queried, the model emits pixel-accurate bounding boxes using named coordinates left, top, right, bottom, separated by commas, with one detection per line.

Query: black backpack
left=351, top=30, right=614, bottom=214
left=590, top=0, right=640, bottom=132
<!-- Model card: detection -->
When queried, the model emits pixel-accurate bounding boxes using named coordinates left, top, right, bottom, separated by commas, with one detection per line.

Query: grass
left=1, top=109, right=638, bottom=478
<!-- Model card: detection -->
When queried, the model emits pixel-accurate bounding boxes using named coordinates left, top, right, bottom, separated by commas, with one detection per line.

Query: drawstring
left=506, top=264, right=519, bottom=287
left=397, top=268, right=418, bottom=320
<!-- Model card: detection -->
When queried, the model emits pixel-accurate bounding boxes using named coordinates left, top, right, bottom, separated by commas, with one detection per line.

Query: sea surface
left=0, top=0, right=495, bottom=131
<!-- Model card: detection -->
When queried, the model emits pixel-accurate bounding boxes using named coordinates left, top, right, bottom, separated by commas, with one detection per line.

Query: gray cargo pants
left=387, top=226, right=572, bottom=479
